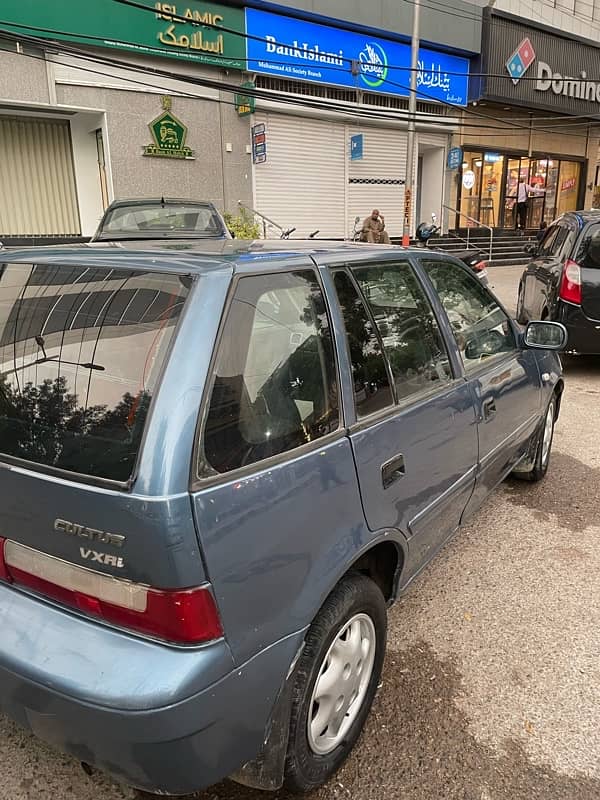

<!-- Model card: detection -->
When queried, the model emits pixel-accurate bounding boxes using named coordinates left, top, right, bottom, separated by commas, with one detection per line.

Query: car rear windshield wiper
left=2, top=355, right=105, bottom=377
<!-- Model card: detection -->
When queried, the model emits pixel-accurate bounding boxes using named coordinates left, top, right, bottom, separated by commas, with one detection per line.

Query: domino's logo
left=506, top=38, right=536, bottom=85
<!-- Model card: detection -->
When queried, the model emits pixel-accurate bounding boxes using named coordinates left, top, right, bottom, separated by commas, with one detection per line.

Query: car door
left=523, top=220, right=577, bottom=319
left=327, top=258, right=479, bottom=578
left=420, top=258, right=542, bottom=516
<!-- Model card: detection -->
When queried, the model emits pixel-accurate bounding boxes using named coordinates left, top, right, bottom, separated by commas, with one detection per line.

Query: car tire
left=514, top=397, right=556, bottom=483
left=516, top=284, right=527, bottom=325
left=283, top=573, right=387, bottom=794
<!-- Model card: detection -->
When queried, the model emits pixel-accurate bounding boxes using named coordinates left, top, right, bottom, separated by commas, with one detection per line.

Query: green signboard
left=235, top=81, right=256, bottom=117
left=0, top=0, right=246, bottom=69
left=144, top=96, right=194, bottom=158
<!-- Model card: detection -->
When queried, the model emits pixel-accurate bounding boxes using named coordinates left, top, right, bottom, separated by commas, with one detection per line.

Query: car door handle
left=482, top=398, right=497, bottom=421
left=381, top=453, right=406, bottom=489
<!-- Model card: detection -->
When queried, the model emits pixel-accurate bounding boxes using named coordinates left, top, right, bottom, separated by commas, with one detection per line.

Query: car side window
left=576, top=223, right=600, bottom=266
left=539, top=224, right=571, bottom=258
left=351, top=261, right=453, bottom=403
left=333, top=270, right=394, bottom=418
left=550, top=226, right=570, bottom=258
left=538, top=226, right=560, bottom=257
left=199, top=270, right=339, bottom=477
left=422, top=260, right=517, bottom=374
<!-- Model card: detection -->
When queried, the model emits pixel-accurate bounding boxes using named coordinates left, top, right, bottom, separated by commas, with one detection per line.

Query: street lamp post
left=403, top=0, right=421, bottom=247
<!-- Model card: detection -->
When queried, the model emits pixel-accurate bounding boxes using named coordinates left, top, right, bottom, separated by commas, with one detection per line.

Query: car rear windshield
left=98, top=203, right=225, bottom=238
left=0, top=262, right=190, bottom=483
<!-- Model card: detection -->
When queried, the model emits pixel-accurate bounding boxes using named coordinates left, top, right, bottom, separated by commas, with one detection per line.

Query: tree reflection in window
left=352, top=262, right=452, bottom=402
left=333, top=270, right=394, bottom=418
left=0, top=263, right=189, bottom=481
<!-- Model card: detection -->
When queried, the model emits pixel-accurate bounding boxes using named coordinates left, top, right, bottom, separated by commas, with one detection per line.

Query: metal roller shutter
left=0, top=116, right=81, bottom=237
left=347, top=128, right=408, bottom=240
left=254, top=113, right=346, bottom=239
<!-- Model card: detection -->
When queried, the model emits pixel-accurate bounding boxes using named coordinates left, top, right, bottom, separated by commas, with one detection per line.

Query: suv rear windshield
left=0, top=262, right=190, bottom=482
left=98, top=203, right=225, bottom=239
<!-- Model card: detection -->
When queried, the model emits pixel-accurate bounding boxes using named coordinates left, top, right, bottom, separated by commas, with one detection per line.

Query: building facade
left=0, top=1, right=253, bottom=244
left=449, top=12, right=600, bottom=231
left=0, top=0, right=482, bottom=242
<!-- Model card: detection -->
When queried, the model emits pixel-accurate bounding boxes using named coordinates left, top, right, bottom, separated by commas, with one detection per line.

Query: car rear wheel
left=514, top=397, right=556, bottom=482
left=283, top=573, right=387, bottom=794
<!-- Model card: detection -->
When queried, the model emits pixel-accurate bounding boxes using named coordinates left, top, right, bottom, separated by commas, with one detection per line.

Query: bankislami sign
left=482, top=14, right=600, bottom=117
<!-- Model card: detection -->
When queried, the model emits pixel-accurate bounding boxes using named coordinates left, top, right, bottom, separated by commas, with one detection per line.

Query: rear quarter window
left=0, top=262, right=190, bottom=482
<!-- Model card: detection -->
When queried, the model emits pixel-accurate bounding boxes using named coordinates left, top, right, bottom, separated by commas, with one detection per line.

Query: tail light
left=559, top=259, right=582, bottom=305
left=0, top=538, right=222, bottom=645
left=472, top=260, right=488, bottom=273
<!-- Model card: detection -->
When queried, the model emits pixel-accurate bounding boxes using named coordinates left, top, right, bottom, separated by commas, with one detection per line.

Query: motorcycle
left=416, top=213, right=490, bottom=287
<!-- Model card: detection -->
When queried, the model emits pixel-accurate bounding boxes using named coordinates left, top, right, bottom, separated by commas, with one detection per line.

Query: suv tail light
left=0, top=538, right=222, bottom=645
left=559, top=259, right=582, bottom=305
left=472, top=260, right=488, bottom=272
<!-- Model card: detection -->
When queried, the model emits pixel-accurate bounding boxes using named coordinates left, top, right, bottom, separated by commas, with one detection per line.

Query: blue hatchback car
left=0, top=241, right=566, bottom=795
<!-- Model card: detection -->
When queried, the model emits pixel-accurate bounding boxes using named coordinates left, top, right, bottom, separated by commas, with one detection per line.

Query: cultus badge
left=54, top=519, right=126, bottom=549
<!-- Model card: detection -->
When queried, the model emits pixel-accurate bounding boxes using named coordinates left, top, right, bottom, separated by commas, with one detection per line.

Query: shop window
left=557, top=162, right=581, bottom=217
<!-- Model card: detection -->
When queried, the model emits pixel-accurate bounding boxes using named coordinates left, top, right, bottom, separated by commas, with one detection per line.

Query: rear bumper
left=0, top=584, right=303, bottom=795
left=557, top=301, right=600, bottom=354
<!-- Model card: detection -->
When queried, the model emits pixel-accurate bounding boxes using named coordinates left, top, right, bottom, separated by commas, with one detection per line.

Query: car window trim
left=457, top=348, right=521, bottom=380
left=347, top=376, right=468, bottom=435
left=191, top=266, right=343, bottom=489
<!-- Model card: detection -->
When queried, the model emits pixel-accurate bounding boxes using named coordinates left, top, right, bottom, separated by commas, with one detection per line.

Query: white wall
left=69, top=112, right=106, bottom=237
left=491, top=0, right=600, bottom=41
left=418, top=144, right=446, bottom=231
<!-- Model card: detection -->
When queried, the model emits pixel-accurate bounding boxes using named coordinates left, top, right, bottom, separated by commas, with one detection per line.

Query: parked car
left=91, top=197, right=231, bottom=241
left=0, top=240, right=566, bottom=796
left=517, top=210, right=600, bottom=353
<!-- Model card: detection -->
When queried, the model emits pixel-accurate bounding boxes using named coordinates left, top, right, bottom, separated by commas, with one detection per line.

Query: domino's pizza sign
left=506, top=38, right=536, bottom=85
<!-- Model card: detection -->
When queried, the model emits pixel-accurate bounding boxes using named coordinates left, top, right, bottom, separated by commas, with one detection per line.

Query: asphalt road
left=1, top=267, right=599, bottom=800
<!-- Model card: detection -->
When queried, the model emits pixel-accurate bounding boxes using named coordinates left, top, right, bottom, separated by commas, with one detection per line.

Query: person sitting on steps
left=361, top=209, right=391, bottom=244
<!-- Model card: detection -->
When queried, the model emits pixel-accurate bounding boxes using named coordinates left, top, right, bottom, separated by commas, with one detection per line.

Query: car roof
left=555, top=210, right=600, bottom=226
left=0, top=239, right=432, bottom=275
left=104, top=198, right=218, bottom=209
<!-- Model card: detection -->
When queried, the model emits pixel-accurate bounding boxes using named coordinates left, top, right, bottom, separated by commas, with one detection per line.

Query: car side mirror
left=524, top=321, right=568, bottom=350
left=524, top=243, right=537, bottom=255
left=228, top=229, right=236, bottom=239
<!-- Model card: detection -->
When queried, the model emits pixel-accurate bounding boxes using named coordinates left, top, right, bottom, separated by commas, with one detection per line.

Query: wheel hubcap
left=541, top=402, right=554, bottom=466
left=307, top=613, right=377, bottom=755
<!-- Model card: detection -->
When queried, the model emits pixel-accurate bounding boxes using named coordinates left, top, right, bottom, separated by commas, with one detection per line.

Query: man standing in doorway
left=514, top=181, right=545, bottom=232
left=362, top=209, right=391, bottom=244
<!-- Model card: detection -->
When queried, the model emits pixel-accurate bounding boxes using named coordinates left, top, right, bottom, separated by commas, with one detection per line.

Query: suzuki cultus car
left=0, top=240, right=566, bottom=795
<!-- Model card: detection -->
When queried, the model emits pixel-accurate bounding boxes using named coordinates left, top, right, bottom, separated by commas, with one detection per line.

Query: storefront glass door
left=502, top=158, right=529, bottom=229
left=480, top=153, right=504, bottom=227
left=459, top=151, right=483, bottom=226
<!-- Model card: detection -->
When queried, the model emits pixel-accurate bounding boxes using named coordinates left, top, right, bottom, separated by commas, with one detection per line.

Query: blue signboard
left=350, top=134, right=363, bottom=161
left=246, top=8, right=469, bottom=106
left=447, top=146, right=463, bottom=170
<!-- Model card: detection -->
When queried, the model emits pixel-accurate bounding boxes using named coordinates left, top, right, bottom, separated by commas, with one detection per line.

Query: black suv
left=517, top=211, right=600, bottom=354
